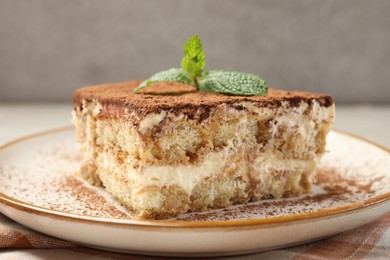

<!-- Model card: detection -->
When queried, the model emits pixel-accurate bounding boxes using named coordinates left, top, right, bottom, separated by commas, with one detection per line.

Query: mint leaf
left=198, top=70, right=268, bottom=96
left=181, top=35, right=205, bottom=79
left=132, top=68, right=194, bottom=93
left=135, top=35, right=269, bottom=96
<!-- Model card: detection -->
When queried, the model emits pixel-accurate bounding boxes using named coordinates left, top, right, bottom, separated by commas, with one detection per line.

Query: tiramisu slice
left=72, top=81, right=334, bottom=219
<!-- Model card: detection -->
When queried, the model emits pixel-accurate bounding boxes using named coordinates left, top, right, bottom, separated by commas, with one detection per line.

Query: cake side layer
left=95, top=148, right=315, bottom=219
left=74, top=111, right=320, bottom=219
left=74, top=98, right=334, bottom=167
left=73, top=92, right=335, bottom=219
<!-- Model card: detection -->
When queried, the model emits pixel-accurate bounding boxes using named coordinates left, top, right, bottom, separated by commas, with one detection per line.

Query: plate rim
left=1, top=126, right=389, bottom=229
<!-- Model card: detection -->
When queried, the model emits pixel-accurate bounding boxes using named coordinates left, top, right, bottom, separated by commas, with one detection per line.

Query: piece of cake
left=72, top=81, right=335, bottom=219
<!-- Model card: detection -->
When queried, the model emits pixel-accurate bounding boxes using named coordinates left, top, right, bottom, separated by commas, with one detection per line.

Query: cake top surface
left=73, top=80, right=333, bottom=117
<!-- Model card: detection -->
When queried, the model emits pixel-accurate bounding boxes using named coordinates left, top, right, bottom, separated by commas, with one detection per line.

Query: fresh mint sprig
left=181, top=35, right=205, bottom=80
left=133, top=35, right=268, bottom=96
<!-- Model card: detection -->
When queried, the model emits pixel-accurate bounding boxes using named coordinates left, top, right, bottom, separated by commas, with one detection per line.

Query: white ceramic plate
left=0, top=127, right=389, bottom=257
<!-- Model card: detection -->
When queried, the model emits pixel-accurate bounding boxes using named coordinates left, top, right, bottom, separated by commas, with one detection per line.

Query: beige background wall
left=0, top=0, right=389, bottom=103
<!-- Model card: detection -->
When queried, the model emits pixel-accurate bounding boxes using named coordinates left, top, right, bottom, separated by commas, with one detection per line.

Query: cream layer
left=97, top=143, right=318, bottom=195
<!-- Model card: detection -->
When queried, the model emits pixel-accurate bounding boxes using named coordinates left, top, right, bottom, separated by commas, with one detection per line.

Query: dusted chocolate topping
left=73, top=80, right=334, bottom=119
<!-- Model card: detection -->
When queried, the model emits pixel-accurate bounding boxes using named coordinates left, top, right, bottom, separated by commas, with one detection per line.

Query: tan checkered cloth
left=1, top=212, right=389, bottom=259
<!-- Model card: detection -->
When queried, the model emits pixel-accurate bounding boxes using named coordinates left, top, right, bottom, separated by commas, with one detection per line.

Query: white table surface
left=1, top=103, right=389, bottom=148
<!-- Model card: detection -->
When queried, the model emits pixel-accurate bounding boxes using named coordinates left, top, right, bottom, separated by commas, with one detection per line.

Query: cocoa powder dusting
left=55, top=176, right=130, bottom=219
left=73, top=80, right=334, bottom=122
